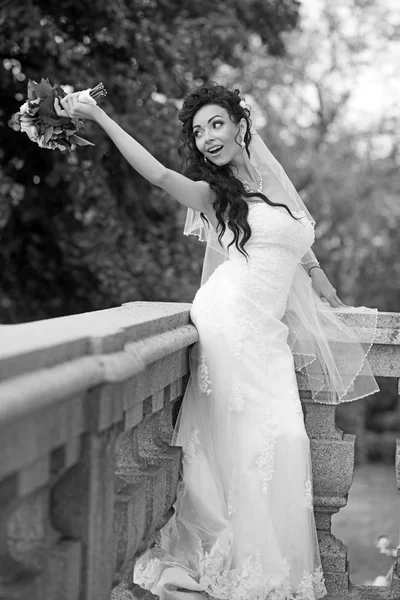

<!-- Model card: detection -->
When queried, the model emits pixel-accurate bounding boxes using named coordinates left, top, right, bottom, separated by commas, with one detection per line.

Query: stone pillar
left=388, top=396, right=400, bottom=599
left=302, top=398, right=355, bottom=599
left=113, top=380, right=186, bottom=599
left=51, top=426, right=119, bottom=600
left=0, top=397, right=84, bottom=600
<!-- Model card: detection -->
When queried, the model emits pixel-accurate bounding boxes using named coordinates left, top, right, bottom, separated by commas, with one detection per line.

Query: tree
left=212, top=0, right=400, bottom=461
left=214, top=0, right=400, bottom=310
left=0, top=0, right=300, bottom=323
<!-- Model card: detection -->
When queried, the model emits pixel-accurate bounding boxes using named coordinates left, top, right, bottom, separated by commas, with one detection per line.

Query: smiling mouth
left=207, top=145, right=223, bottom=157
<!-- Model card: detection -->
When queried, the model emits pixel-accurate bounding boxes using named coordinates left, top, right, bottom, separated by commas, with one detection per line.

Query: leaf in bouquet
left=32, top=85, right=48, bottom=100
left=32, top=79, right=53, bottom=100
left=27, top=80, right=39, bottom=101
left=43, top=126, right=54, bottom=145
left=37, top=92, right=59, bottom=118
left=70, top=134, right=95, bottom=147
left=45, top=115, right=71, bottom=126
left=40, top=77, right=55, bottom=95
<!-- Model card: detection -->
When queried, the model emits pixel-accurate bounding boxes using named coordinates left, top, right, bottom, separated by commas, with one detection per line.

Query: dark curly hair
left=178, top=82, right=298, bottom=259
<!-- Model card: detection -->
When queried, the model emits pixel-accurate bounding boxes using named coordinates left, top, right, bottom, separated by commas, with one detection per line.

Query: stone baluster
left=114, top=383, right=187, bottom=598
left=52, top=425, right=119, bottom=600
left=388, top=382, right=400, bottom=599
left=0, top=393, right=85, bottom=600
left=301, top=396, right=355, bottom=600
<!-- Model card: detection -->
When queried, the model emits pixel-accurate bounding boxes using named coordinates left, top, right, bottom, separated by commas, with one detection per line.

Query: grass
left=331, top=463, right=400, bottom=585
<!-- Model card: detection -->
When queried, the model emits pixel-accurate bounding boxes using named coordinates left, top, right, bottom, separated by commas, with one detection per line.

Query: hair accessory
left=239, top=99, right=246, bottom=109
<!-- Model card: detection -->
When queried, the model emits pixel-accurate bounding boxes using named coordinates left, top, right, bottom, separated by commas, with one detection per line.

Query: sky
left=300, top=0, right=400, bottom=127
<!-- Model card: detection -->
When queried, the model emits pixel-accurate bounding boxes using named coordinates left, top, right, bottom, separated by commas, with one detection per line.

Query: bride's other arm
left=54, top=94, right=213, bottom=215
left=301, top=250, right=347, bottom=308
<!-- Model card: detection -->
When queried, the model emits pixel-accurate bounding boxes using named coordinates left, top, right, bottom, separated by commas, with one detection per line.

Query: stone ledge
left=0, top=301, right=193, bottom=380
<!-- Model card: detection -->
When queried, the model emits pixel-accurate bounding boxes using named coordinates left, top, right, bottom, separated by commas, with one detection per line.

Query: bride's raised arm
left=54, top=93, right=214, bottom=215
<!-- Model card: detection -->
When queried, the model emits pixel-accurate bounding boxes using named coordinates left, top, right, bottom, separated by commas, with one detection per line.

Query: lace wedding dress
left=134, top=199, right=327, bottom=600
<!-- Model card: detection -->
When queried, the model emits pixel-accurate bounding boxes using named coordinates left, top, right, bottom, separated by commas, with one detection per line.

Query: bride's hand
left=54, top=92, right=102, bottom=122
left=310, top=268, right=348, bottom=308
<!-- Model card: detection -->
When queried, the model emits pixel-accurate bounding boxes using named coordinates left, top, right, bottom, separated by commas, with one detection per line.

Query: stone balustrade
left=0, top=302, right=399, bottom=600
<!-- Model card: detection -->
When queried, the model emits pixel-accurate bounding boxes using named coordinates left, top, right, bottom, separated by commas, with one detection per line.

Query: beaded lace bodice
left=221, top=201, right=314, bottom=267
left=201, top=201, right=315, bottom=320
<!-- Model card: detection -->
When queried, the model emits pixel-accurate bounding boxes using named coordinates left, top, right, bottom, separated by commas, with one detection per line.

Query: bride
left=55, top=83, right=379, bottom=600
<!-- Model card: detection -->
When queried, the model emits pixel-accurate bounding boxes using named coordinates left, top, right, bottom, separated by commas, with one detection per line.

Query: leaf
left=1, top=0, right=301, bottom=324
left=33, top=78, right=55, bottom=100
left=43, top=125, right=54, bottom=144
left=70, top=134, right=95, bottom=146
left=45, top=115, right=71, bottom=126
left=32, top=84, right=48, bottom=99
left=39, top=77, right=55, bottom=95
left=37, top=92, right=59, bottom=118
left=27, top=80, right=38, bottom=101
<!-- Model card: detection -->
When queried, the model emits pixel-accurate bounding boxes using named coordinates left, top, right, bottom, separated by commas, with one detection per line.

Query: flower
left=19, top=117, right=39, bottom=142
left=19, top=115, right=33, bottom=132
left=19, top=102, right=30, bottom=115
left=37, top=134, right=47, bottom=148
left=12, top=78, right=107, bottom=152
left=27, top=125, right=39, bottom=142
left=239, top=99, right=246, bottom=109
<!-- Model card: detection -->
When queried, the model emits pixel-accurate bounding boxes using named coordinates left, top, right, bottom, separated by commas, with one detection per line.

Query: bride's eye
left=194, top=130, right=202, bottom=139
left=213, top=120, right=223, bottom=129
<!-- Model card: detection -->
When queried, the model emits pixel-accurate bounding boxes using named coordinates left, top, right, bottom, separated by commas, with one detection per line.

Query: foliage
left=215, top=0, right=400, bottom=313
left=0, top=0, right=300, bottom=323
left=214, top=0, right=400, bottom=445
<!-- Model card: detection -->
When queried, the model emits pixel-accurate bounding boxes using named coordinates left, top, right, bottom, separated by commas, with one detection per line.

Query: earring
left=204, top=155, right=208, bottom=163
left=240, top=140, right=246, bottom=150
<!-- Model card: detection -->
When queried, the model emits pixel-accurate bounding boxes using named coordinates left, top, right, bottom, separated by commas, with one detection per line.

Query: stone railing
left=0, top=302, right=399, bottom=600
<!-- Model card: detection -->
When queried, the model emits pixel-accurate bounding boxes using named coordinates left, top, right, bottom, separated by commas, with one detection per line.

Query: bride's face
left=192, top=104, right=243, bottom=166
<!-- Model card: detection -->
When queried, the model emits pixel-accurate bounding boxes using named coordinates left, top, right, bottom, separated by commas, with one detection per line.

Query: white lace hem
left=135, top=546, right=327, bottom=600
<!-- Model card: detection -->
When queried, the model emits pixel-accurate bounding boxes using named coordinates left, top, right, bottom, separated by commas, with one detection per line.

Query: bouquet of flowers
left=12, top=78, right=107, bottom=152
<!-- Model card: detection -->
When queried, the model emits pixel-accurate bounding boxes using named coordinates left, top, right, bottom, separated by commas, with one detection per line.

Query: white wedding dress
left=134, top=199, right=327, bottom=600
